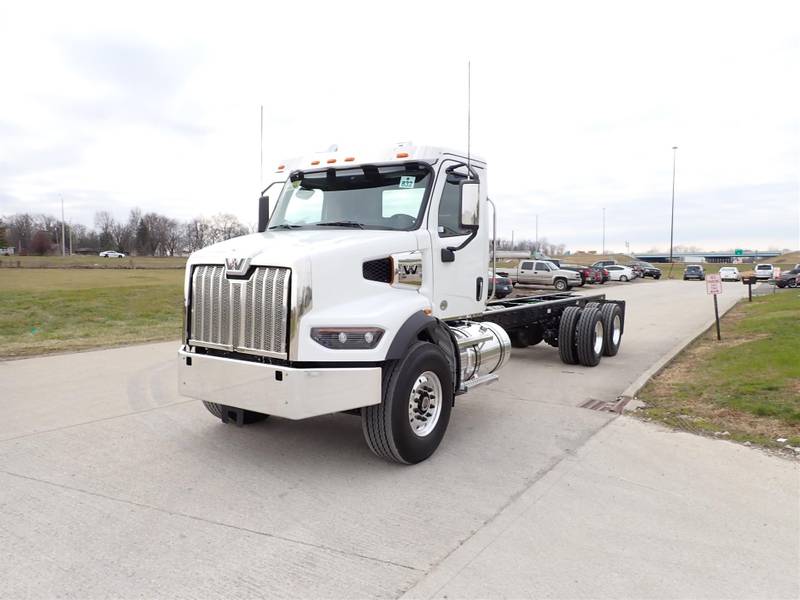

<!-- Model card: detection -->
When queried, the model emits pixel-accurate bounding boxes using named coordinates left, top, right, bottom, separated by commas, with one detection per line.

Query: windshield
left=269, top=163, right=432, bottom=231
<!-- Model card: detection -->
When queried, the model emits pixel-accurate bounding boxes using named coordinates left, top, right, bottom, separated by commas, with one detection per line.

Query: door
left=533, top=261, right=552, bottom=285
left=518, top=261, right=534, bottom=284
left=430, top=159, right=488, bottom=319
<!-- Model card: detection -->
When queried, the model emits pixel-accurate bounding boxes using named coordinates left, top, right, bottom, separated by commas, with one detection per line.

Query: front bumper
left=178, top=346, right=382, bottom=420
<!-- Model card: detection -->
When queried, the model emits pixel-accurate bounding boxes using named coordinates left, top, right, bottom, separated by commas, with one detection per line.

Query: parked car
left=754, top=264, right=774, bottom=280
left=627, top=264, right=644, bottom=279
left=629, top=261, right=662, bottom=279
left=591, top=260, right=617, bottom=269
left=605, top=265, right=635, bottom=282
left=503, top=260, right=583, bottom=291
left=775, top=268, right=800, bottom=288
left=99, top=250, right=126, bottom=258
left=683, top=264, right=705, bottom=280
left=599, top=268, right=609, bottom=284
left=718, top=266, right=741, bottom=281
left=488, top=272, right=513, bottom=298
left=588, top=266, right=605, bottom=284
left=559, top=263, right=598, bottom=286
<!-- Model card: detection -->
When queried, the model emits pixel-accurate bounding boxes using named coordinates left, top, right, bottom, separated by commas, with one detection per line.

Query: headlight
left=311, top=327, right=385, bottom=349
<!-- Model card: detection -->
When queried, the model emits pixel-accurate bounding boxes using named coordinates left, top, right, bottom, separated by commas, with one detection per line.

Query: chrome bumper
left=178, top=346, right=382, bottom=420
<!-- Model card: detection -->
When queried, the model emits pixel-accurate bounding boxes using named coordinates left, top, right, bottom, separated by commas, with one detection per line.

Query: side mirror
left=459, top=180, right=480, bottom=229
left=257, top=196, right=270, bottom=232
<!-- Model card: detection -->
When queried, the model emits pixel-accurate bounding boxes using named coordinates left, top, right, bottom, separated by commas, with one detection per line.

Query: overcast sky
left=1, top=0, right=798, bottom=252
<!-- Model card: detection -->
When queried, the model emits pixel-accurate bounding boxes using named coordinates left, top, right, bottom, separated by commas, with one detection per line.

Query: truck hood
left=187, top=229, right=418, bottom=268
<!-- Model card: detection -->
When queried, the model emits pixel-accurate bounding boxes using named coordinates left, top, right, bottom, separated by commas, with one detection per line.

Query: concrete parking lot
left=1, top=280, right=797, bottom=599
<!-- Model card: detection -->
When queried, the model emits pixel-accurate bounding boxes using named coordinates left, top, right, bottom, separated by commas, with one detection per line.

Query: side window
left=521, top=261, right=533, bottom=270
left=535, top=262, right=549, bottom=271
left=438, top=170, right=472, bottom=238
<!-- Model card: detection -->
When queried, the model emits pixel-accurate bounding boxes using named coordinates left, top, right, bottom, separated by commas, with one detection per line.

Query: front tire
left=362, top=342, right=453, bottom=464
left=620, top=275, right=628, bottom=282
left=554, top=278, right=568, bottom=291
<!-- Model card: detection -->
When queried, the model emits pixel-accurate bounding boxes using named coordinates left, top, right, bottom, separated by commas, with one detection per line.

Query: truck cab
left=179, top=144, right=625, bottom=463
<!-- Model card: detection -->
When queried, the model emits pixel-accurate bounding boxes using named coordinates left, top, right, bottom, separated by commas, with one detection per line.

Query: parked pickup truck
left=501, top=259, right=583, bottom=291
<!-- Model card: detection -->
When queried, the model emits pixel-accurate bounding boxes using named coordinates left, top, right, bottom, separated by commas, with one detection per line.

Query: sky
left=1, top=0, right=798, bottom=253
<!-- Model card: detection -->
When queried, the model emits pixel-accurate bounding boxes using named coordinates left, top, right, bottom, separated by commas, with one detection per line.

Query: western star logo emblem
left=224, top=257, right=251, bottom=276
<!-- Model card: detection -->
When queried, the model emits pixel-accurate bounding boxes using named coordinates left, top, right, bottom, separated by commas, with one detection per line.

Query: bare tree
left=210, top=213, right=248, bottom=243
left=185, top=217, right=211, bottom=252
left=5, top=213, right=35, bottom=253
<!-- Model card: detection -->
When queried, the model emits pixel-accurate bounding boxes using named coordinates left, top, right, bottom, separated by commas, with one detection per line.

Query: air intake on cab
left=363, top=258, right=393, bottom=283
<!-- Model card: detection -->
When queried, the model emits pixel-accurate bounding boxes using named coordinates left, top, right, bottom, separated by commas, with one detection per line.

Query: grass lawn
left=0, top=269, right=184, bottom=358
left=0, top=255, right=186, bottom=269
left=637, top=291, right=800, bottom=451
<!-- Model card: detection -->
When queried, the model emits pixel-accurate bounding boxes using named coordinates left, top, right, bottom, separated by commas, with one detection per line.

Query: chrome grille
left=189, top=265, right=290, bottom=358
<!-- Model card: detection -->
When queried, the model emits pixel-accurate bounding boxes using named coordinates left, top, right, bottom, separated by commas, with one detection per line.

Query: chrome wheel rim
left=612, top=315, right=622, bottom=345
left=593, top=321, right=604, bottom=355
left=408, top=371, right=443, bottom=438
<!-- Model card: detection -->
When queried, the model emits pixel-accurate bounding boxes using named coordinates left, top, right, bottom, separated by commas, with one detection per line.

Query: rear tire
left=362, top=342, right=453, bottom=464
left=599, top=303, right=623, bottom=357
left=576, top=307, right=604, bottom=367
left=202, top=401, right=269, bottom=424
left=558, top=306, right=581, bottom=365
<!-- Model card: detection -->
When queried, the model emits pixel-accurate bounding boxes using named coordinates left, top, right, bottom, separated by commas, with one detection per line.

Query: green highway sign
left=734, top=249, right=743, bottom=256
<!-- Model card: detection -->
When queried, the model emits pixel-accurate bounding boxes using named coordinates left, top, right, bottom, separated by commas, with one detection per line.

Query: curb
left=621, top=296, right=744, bottom=411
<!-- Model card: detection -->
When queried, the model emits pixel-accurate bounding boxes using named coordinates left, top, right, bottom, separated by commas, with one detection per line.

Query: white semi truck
left=178, top=144, right=625, bottom=463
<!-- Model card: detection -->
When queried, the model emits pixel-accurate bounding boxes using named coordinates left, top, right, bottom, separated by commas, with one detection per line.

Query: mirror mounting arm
left=441, top=229, right=478, bottom=263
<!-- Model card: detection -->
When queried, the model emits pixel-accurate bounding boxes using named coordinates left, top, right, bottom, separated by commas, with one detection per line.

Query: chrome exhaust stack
left=450, top=321, right=512, bottom=391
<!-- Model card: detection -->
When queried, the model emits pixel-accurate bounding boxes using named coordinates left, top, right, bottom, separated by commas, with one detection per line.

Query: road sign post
left=706, top=274, right=723, bottom=340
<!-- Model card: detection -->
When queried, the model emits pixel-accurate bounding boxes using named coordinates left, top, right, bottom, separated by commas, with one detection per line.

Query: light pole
left=669, top=146, right=678, bottom=264
left=602, top=207, right=606, bottom=255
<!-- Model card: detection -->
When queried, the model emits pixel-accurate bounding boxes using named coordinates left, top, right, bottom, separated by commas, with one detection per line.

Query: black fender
left=385, top=311, right=460, bottom=398
left=385, top=311, right=437, bottom=360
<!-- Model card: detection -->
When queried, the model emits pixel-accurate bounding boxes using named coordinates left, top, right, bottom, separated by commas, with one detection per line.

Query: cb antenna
left=467, top=60, right=471, bottom=180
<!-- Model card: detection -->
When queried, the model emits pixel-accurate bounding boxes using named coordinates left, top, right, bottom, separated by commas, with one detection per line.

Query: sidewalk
left=403, top=416, right=799, bottom=599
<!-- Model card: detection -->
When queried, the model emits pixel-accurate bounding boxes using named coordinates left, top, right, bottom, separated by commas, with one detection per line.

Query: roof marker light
left=277, top=164, right=285, bottom=170
left=327, top=158, right=336, bottom=164
left=396, top=152, right=409, bottom=158
left=311, top=160, right=320, bottom=165
left=344, top=156, right=355, bottom=162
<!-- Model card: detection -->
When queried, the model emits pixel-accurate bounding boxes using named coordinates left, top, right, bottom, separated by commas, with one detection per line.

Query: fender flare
left=385, top=311, right=437, bottom=361
left=385, top=311, right=461, bottom=397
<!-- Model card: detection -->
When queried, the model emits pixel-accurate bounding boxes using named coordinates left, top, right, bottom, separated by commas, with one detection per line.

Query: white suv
left=754, top=264, right=773, bottom=280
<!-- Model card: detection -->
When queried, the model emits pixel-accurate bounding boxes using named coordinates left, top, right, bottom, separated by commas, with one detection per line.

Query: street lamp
left=602, top=207, right=606, bottom=255
left=668, top=146, right=678, bottom=264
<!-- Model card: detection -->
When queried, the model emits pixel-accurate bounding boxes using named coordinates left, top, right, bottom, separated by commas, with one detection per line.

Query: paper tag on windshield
left=399, top=176, right=415, bottom=189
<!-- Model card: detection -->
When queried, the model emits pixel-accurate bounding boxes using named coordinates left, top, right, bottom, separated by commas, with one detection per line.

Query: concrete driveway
left=1, top=280, right=797, bottom=599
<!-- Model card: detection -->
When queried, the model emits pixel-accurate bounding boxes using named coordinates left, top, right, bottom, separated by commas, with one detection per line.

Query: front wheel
left=362, top=342, right=453, bottom=464
left=620, top=275, right=628, bottom=282
left=554, top=278, right=568, bottom=291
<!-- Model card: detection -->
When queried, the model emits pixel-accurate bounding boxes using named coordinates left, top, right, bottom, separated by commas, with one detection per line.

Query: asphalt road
left=1, top=280, right=797, bottom=599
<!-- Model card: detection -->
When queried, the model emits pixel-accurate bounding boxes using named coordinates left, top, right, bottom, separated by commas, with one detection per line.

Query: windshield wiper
left=268, top=224, right=303, bottom=230
left=314, top=221, right=365, bottom=229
